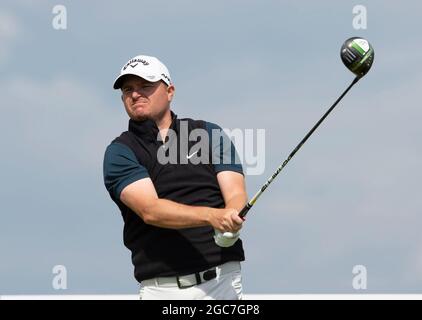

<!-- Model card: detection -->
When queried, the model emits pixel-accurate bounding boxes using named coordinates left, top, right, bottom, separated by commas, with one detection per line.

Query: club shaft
left=239, top=77, right=360, bottom=219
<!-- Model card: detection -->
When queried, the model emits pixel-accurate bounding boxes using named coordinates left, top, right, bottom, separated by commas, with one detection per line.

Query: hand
left=214, top=228, right=241, bottom=247
left=210, top=208, right=243, bottom=233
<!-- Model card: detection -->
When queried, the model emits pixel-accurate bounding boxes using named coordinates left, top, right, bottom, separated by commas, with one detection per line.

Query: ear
left=167, top=85, right=175, bottom=102
left=121, top=94, right=124, bottom=102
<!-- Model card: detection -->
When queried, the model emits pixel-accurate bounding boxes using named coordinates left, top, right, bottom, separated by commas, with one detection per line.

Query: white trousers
left=139, top=261, right=242, bottom=300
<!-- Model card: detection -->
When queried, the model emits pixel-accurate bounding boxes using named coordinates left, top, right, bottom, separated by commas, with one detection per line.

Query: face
left=120, top=75, right=175, bottom=121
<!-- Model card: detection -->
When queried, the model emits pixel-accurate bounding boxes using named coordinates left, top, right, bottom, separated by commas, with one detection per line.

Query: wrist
left=205, top=207, right=217, bottom=227
left=204, top=207, right=210, bottom=226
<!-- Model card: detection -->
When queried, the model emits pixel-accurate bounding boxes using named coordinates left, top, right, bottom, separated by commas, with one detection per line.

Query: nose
left=131, top=89, right=142, bottom=99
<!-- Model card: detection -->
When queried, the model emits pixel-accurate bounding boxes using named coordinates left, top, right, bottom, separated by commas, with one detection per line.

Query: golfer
left=103, top=55, right=247, bottom=300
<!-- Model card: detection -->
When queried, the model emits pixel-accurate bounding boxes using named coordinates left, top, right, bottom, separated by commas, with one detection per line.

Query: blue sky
left=1, top=0, right=422, bottom=294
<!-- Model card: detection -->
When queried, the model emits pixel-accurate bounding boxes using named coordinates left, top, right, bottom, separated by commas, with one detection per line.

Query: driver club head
left=341, top=37, right=374, bottom=78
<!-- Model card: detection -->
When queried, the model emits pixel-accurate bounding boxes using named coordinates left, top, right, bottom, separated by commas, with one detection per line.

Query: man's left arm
left=207, top=121, right=247, bottom=220
left=217, top=171, right=248, bottom=213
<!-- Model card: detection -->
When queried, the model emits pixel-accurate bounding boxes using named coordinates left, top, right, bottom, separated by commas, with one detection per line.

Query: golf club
left=215, top=37, right=374, bottom=247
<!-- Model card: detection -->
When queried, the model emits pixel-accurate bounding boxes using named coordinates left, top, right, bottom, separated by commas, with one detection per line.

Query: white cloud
left=0, top=11, right=20, bottom=39
left=0, top=10, right=22, bottom=65
left=0, top=75, right=127, bottom=171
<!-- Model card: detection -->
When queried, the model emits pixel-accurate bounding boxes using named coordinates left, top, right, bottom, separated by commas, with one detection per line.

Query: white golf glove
left=214, top=229, right=240, bottom=247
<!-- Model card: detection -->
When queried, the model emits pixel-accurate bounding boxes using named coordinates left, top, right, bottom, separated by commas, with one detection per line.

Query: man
left=103, top=55, right=247, bottom=299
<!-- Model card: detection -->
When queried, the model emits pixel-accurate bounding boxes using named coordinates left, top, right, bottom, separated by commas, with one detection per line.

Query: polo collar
left=128, top=111, right=178, bottom=143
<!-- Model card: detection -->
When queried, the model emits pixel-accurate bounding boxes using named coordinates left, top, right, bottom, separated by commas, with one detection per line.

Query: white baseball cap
left=113, top=55, right=172, bottom=89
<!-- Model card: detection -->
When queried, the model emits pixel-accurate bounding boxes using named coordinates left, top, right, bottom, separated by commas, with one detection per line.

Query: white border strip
left=1, top=294, right=422, bottom=300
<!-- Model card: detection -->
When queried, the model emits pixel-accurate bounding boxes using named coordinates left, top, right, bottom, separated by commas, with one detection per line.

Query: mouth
left=132, top=100, right=148, bottom=107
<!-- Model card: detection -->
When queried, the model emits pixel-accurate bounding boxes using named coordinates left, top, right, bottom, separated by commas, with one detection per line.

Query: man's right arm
left=120, top=178, right=239, bottom=230
left=103, top=142, right=240, bottom=232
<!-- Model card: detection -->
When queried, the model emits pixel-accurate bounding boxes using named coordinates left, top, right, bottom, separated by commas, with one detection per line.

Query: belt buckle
left=176, top=274, right=197, bottom=289
left=176, top=268, right=217, bottom=289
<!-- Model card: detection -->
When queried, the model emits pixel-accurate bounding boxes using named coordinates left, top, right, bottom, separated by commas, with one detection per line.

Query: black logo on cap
left=161, top=73, right=171, bottom=83
left=123, top=58, right=149, bottom=71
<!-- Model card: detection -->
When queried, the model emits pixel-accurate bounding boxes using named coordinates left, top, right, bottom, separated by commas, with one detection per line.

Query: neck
left=154, top=108, right=172, bottom=141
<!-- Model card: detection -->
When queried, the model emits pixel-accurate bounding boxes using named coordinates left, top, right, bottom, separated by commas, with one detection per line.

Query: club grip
left=238, top=203, right=252, bottom=219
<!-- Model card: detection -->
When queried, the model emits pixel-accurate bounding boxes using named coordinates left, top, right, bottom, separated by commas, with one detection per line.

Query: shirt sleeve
left=103, top=142, right=150, bottom=200
left=205, top=121, right=244, bottom=175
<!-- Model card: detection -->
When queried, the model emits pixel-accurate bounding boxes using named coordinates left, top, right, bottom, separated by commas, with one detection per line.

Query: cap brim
left=113, top=72, right=157, bottom=89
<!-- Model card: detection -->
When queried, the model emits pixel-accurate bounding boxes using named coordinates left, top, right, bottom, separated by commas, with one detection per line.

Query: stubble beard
left=129, top=104, right=170, bottom=123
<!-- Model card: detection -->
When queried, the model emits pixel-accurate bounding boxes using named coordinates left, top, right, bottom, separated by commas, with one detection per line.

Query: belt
left=142, top=261, right=241, bottom=289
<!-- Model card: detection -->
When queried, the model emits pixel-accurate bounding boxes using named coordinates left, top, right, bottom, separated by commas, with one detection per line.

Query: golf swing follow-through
left=104, top=36, right=374, bottom=299
left=215, top=37, right=375, bottom=247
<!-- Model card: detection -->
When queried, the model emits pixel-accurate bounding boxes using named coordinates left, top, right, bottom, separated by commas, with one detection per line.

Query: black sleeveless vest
left=111, top=112, right=244, bottom=282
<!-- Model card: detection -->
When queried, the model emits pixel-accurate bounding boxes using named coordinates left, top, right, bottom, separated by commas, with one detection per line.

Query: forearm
left=139, top=198, right=217, bottom=229
left=224, top=193, right=248, bottom=212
